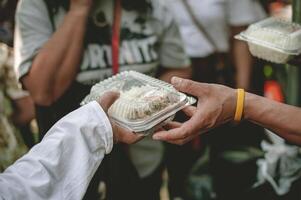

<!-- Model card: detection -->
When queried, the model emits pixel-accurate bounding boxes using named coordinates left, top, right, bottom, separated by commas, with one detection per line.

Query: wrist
left=233, top=89, right=245, bottom=122
left=220, top=87, right=237, bottom=123
left=68, top=7, right=90, bottom=18
left=65, top=9, right=90, bottom=26
left=243, top=92, right=256, bottom=121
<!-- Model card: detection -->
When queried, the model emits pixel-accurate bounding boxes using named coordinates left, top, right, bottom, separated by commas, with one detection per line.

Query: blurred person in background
left=259, top=0, right=273, bottom=12
left=167, top=0, right=266, bottom=90
left=14, top=0, right=191, bottom=199
left=166, top=0, right=267, bottom=199
left=0, top=0, right=36, bottom=149
left=0, top=43, right=35, bottom=172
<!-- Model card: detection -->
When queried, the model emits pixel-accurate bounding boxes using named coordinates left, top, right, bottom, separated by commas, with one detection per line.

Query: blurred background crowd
left=0, top=0, right=301, bottom=200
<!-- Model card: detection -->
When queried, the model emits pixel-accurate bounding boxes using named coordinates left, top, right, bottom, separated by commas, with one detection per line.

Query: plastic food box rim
left=235, top=18, right=301, bottom=54
left=81, top=70, right=178, bottom=104
left=235, top=33, right=301, bottom=55
left=96, top=70, right=175, bottom=92
left=248, top=17, right=301, bottom=37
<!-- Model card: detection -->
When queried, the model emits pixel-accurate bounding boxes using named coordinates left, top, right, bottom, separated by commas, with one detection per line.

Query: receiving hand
left=98, top=92, right=143, bottom=144
left=153, top=77, right=237, bottom=145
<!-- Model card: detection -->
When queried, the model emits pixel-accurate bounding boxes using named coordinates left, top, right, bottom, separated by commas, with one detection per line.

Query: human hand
left=98, top=92, right=143, bottom=144
left=153, top=77, right=237, bottom=145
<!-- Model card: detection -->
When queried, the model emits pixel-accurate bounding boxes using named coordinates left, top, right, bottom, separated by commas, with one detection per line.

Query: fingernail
left=171, top=77, right=182, bottom=87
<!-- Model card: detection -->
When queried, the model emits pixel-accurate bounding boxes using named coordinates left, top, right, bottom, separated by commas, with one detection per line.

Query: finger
left=182, top=106, right=197, bottom=117
left=163, top=121, right=182, bottom=130
left=153, top=126, right=189, bottom=141
left=98, top=91, right=120, bottom=112
left=153, top=112, right=201, bottom=141
left=154, top=101, right=202, bottom=141
left=117, top=126, right=144, bottom=144
left=165, top=134, right=197, bottom=145
left=156, top=127, right=166, bottom=132
left=153, top=128, right=197, bottom=145
left=171, top=77, right=208, bottom=97
left=122, top=132, right=144, bottom=144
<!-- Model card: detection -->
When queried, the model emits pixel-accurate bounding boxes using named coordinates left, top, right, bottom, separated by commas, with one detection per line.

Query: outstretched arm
left=0, top=93, right=141, bottom=200
left=153, top=77, right=301, bottom=146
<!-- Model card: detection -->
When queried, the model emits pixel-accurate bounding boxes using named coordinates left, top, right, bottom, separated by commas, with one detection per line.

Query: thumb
left=171, top=77, right=206, bottom=97
left=98, top=91, right=120, bottom=112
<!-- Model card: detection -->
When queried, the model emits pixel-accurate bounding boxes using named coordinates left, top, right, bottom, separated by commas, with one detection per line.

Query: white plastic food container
left=81, top=71, right=196, bottom=135
left=235, top=17, right=301, bottom=64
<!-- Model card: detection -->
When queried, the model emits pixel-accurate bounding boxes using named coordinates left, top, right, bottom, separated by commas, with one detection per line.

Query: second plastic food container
left=235, top=17, right=301, bottom=64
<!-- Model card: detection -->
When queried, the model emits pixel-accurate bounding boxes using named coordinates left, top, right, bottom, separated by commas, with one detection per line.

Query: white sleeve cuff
left=88, top=101, right=114, bottom=154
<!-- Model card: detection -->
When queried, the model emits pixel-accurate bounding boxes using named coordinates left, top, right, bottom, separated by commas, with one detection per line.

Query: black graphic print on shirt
left=77, top=9, right=159, bottom=84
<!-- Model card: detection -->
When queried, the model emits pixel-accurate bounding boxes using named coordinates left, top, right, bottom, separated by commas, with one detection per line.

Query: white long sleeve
left=0, top=101, right=113, bottom=200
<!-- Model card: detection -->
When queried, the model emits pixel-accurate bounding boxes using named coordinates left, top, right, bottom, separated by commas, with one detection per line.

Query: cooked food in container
left=81, top=71, right=196, bottom=135
left=235, top=17, right=301, bottom=64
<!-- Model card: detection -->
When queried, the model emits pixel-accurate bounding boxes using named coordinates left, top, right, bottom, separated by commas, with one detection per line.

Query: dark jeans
left=209, top=122, right=264, bottom=200
left=84, top=144, right=164, bottom=200
left=165, top=111, right=201, bottom=199
left=166, top=142, right=200, bottom=199
left=191, top=56, right=218, bottom=84
left=19, top=124, right=35, bottom=148
left=136, top=162, right=164, bottom=200
left=191, top=54, right=234, bottom=87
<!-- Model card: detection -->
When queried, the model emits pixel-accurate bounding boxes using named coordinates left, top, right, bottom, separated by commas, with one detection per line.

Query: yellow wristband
left=234, top=89, right=245, bottom=122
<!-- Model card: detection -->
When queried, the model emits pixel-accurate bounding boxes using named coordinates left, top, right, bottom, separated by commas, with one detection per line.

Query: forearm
left=244, top=93, right=301, bottom=145
left=231, top=26, right=253, bottom=90
left=233, top=40, right=253, bottom=90
left=23, top=10, right=89, bottom=105
left=53, top=10, right=89, bottom=99
left=0, top=102, right=113, bottom=200
left=12, top=96, right=35, bottom=125
left=159, top=67, right=192, bottom=83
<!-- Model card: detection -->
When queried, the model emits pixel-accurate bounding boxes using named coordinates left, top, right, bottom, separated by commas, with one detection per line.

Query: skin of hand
left=231, top=26, right=253, bottom=91
left=70, top=0, right=93, bottom=14
left=153, top=77, right=237, bottom=145
left=159, top=67, right=192, bottom=83
left=98, top=92, right=143, bottom=144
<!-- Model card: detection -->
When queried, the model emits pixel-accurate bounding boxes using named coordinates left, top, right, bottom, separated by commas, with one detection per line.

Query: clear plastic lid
left=236, top=17, right=301, bottom=55
left=82, top=71, right=196, bottom=134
